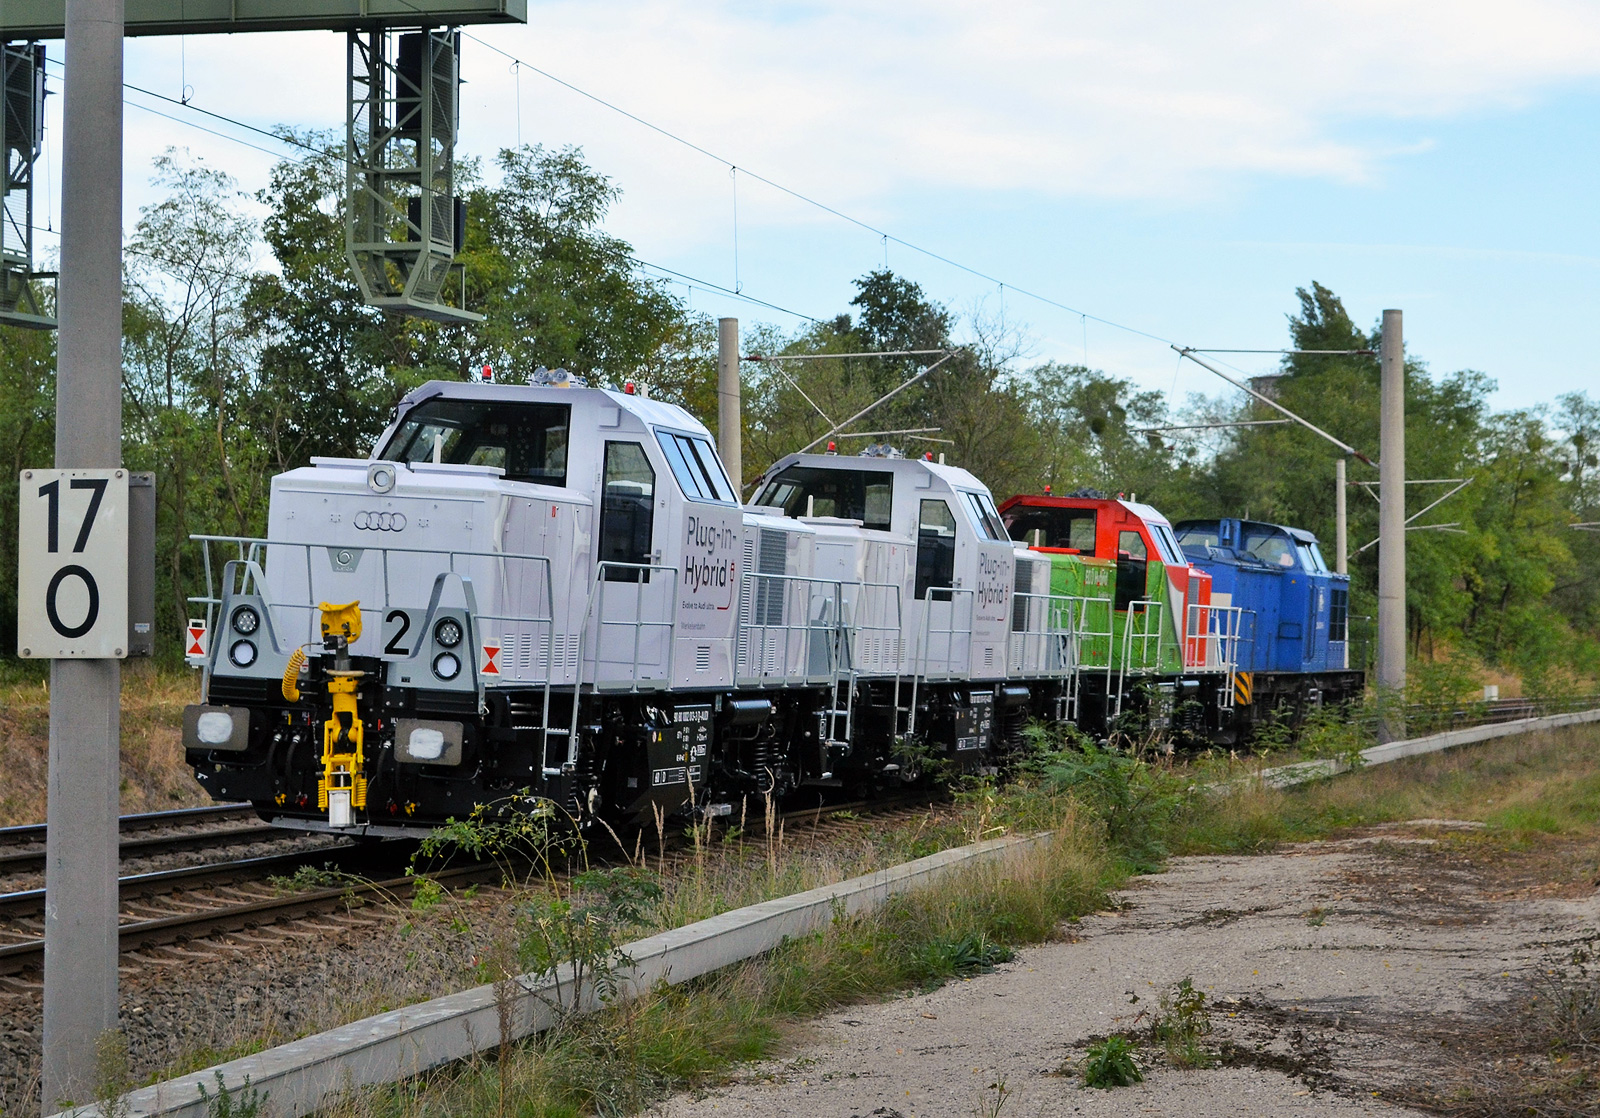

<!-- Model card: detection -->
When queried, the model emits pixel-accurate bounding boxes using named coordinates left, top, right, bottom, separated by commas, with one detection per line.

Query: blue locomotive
left=1172, top=517, right=1362, bottom=731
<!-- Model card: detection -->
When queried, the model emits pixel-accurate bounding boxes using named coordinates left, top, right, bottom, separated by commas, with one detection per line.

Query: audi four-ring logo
left=354, top=511, right=407, bottom=531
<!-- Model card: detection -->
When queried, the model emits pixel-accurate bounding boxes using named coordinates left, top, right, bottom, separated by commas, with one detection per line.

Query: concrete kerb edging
left=56, top=831, right=1054, bottom=1118
left=1252, top=707, right=1600, bottom=791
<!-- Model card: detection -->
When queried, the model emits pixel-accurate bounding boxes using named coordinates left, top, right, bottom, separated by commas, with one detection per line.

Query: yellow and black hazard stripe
left=1234, top=671, right=1253, bottom=707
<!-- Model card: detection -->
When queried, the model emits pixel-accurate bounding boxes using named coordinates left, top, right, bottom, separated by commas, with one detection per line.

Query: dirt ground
left=650, top=823, right=1599, bottom=1118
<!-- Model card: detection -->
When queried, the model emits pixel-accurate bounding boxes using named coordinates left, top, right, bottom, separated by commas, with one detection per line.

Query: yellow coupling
left=319, top=600, right=362, bottom=643
left=282, top=648, right=306, bottom=702
left=318, top=672, right=367, bottom=813
left=313, top=600, right=368, bottom=822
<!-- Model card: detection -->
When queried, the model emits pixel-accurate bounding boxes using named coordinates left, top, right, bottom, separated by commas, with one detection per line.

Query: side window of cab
left=915, top=499, right=957, bottom=600
left=599, top=442, right=655, bottom=582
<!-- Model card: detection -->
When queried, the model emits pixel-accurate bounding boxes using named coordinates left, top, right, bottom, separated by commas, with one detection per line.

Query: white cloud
left=466, top=0, right=1600, bottom=217
left=102, top=1, right=1600, bottom=245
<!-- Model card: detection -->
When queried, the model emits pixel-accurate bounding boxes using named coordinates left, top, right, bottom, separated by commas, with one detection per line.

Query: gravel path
left=651, top=825, right=1599, bottom=1118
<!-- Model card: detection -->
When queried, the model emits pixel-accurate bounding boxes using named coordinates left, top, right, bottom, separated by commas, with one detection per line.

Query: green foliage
left=1042, top=735, right=1188, bottom=873
left=517, top=866, right=664, bottom=1015
left=413, top=791, right=568, bottom=875
left=1290, top=703, right=1371, bottom=767
left=1082, top=1035, right=1143, bottom=1088
left=1150, top=977, right=1214, bottom=1069
left=409, top=875, right=445, bottom=912
left=0, top=305, right=53, bottom=660
left=268, top=862, right=357, bottom=893
left=93, top=1030, right=133, bottom=1118
left=915, top=931, right=1013, bottom=982
left=195, top=1072, right=266, bottom=1118
left=1407, top=650, right=1486, bottom=732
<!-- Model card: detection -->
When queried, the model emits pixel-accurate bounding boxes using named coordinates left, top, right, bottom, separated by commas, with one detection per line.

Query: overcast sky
left=28, top=1, right=1600, bottom=417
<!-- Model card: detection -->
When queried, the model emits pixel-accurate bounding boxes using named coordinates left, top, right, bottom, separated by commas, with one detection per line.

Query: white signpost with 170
left=17, top=467, right=129, bottom=659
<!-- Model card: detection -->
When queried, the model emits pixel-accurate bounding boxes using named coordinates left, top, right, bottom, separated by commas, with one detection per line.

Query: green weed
left=1081, top=1035, right=1143, bottom=1088
left=1150, top=977, right=1214, bottom=1069
left=195, top=1072, right=267, bottom=1118
left=267, top=862, right=356, bottom=893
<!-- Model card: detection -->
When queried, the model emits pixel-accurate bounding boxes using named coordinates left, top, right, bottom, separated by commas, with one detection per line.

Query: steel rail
left=0, top=795, right=941, bottom=976
left=0, top=847, right=364, bottom=919
left=0, top=859, right=491, bottom=975
left=0, top=802, right=254, bottom=848
left=0, top=821, right=289, bottom=875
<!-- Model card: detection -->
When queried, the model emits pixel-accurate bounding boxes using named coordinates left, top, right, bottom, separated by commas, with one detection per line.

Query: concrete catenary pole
left=42, top=0, right=126, bottom=1106
left=1377, top=309, right=1406, bottom=742
left=717, top=317, right=742, bottom=495
left=1334, top=457, right=1348, bottom=576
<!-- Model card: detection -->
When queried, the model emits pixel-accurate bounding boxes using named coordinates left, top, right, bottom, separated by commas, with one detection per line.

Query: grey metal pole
left=1376, top=309, right=1405, bottom=742
left=42, top=0, right=125, bottom=1106
left=1334, top=457, right=1348, bottom=576
left=717, top=317, right=742, bottom=494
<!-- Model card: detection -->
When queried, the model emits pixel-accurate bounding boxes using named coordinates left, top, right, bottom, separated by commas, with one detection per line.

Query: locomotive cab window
left=379, top=398, right=570, bottom=485
left=753, top=466, right=893, bottom=530
left=1114, top=530, right=1148, bottom=613
left=1243, top=527, right=1295, bottom=568
left=1151, top=524, right=1185, bottom=566
left=915, top=499, right=957, bottom=600
left=959, top=491, right=1009, bottom=542
left=1175, top=524, right=1219, bottom=551
left=1295, top=540, right=1328, bottom=573
left=598, top=442, right=655, bottom=582
left=656, top=430, right=738, bottom=503
left=1003, top=505, right=1096, bottom=552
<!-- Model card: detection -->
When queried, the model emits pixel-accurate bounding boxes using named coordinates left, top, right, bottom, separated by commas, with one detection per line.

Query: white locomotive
left=183, top=378, right=1080, bottom=834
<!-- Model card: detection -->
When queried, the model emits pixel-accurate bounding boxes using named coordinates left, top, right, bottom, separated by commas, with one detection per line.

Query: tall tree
left=0, top=311, right=56, bottom=658
left=123, top=150, right=269, bottom=640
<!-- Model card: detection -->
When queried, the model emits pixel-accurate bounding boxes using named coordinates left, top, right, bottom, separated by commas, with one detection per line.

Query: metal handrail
left=734, top=570, right=846, bottom=686
left=838, top=579, right=909, bottom=745
left=1110, top=599, right=1164, bottom=720
left=1119, top=599, right=1164, bottom=676
left=565, top=559, right=682, bottom=770
left=1185, top=601, right=1244, bottom=678
left=908, top=587, right=976, bottom=735
left=846, top=580, right=908, bottom=678
left=188, top=534, right=558, bottom=711
left=1006, top=591, right=1081, bottom=679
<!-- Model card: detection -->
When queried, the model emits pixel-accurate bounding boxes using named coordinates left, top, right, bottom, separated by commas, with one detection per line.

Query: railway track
left=0, top=803, right=275, bottom=876
left=0, top=795, right=946, bottom=980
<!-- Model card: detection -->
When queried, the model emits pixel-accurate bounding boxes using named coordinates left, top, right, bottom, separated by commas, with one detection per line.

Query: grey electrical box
left=128, top=472, right=155, bottom=657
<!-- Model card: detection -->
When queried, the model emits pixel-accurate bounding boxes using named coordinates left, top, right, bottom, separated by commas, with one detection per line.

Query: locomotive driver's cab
left=998, top=493, right=1194, bottom=614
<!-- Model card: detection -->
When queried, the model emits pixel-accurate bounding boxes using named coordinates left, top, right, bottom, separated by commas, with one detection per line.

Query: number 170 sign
left=18, top=469, right=129, bottom=659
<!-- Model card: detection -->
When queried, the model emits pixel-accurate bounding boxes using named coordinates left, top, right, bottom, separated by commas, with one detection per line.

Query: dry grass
left=1171, top=723, right=1600, bottom=858
left=0, top=663, right=207, bottom=825
left=313, top=820, right=1112, bottom=1118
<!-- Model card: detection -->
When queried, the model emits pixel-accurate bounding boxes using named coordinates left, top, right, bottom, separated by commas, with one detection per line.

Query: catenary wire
left=33, top=59, right=824, bottom=323
left=454, top=31, right=1180, bottom=348
left=49, top=40, right=1175, bottom=346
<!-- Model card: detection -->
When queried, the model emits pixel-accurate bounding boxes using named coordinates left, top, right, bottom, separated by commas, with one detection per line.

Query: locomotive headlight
left=432, top=651, right=461, bottom=681
left=195, top=710, right=236, bottom=745
left=230, top=604, right=260, bottom=635
left=433, top=617, right=463, bottom=648
left=182, top=704, right=250, bottom=752
left=228, top=639, right=258, bottom=668
left=406, top=727, right=446, bottom=760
